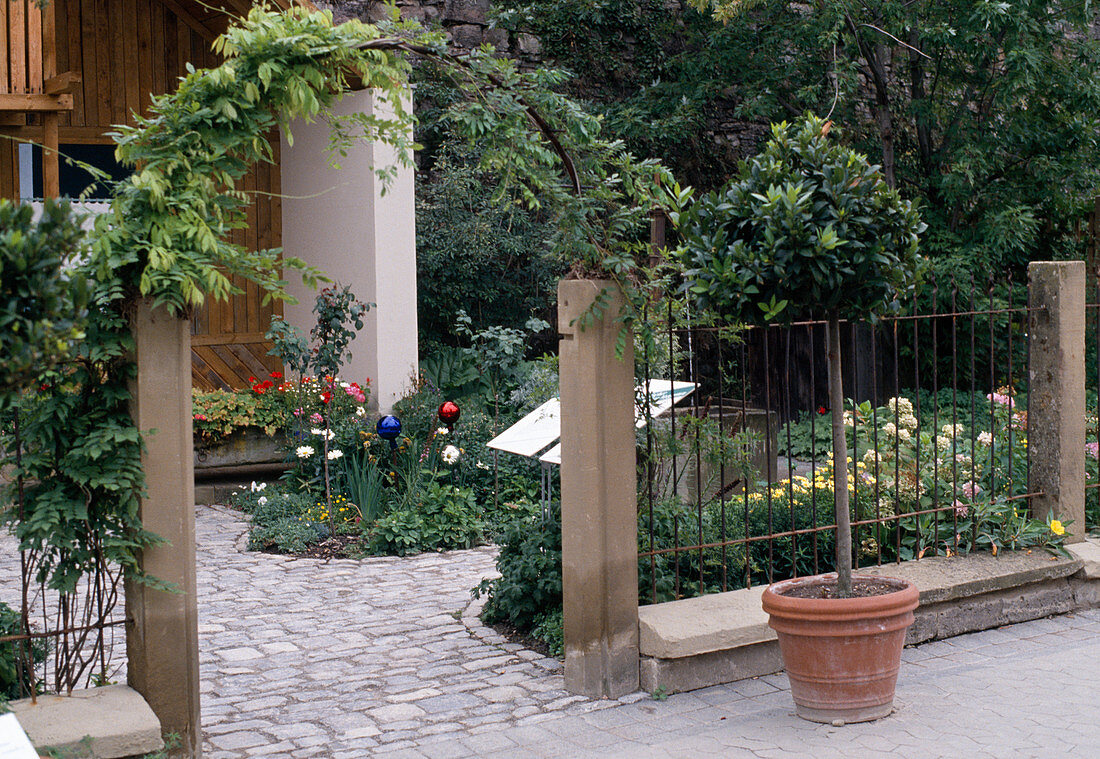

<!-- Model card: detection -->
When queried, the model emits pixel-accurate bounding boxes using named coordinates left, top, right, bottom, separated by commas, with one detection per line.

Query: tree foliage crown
left=678, top=115, right=925, bottom=323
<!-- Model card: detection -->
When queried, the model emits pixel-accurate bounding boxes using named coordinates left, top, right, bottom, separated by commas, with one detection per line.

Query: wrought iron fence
left=0, top=439, right=126, bottom=703
left=1086, top=276, right=1100, bottom=533
left=638, top=273, right=1036, bottom=603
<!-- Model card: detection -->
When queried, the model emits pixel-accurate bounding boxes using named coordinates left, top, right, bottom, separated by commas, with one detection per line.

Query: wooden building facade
left=0, top=0, right=311, bottom=390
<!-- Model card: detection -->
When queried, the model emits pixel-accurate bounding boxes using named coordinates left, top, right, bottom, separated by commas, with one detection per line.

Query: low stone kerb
left=640, top=549, right=1084, bottom=662
left=9, top=685, right=163, bottom=758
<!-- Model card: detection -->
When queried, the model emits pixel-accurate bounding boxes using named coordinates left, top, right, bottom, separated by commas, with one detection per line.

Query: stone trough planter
left=193, top=428, right=288, bottom=478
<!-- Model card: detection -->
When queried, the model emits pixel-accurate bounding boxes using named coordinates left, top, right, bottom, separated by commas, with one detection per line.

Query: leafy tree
left=416, top=146, right=562, bottom=350
left=0, top=200, right=87, bottom=404
left=687, top=0, right=1100, bottom=271
left=678, top=115, right=924, bottom=595
left=499, top=0, right=1100, bottom=272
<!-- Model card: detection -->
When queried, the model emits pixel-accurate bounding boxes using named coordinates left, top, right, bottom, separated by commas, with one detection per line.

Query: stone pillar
left=126, top=300, right=201, bottom=756
left=1028, top=261, right=1086, bottom=543
left=558, top=280, right=639, bottom=698
left=281, top=90, right=418, bottom=413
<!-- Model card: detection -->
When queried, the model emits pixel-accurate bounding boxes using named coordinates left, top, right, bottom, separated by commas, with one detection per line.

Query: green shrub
left=0, top=199, right=87, bottom=403
left=477, top=502, right=561, bottom=632
left=249, top=518, right=321, bottom=554
left=0, top=600, right=42, bottom=701
left=230, top=485, right=330, bottom=554
left=532, top=607, right=564, bottom=658
left=367, top=482, right=484, bottom=556
left=415, top=147, right=562, bottom=351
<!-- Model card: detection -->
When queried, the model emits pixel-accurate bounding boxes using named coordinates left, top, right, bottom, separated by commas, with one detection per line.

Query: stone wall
left=315, top=0, right=542, bottom=61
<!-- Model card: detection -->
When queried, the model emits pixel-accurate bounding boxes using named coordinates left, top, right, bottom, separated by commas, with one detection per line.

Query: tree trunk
left=827, top=314, right=853, bottom=597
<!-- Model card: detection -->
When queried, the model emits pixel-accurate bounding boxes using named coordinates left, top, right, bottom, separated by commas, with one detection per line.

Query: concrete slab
left=1067, top=537, right=1100, bottom=580
left=638, top=585, right=774, bottom=660
left=9, top=685, right=163, bottom=759
left=857, top=548, right=1082, bottom=603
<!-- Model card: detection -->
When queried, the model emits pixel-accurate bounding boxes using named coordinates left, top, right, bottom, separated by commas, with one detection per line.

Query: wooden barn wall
left=0, top=1, right=284, bottom=390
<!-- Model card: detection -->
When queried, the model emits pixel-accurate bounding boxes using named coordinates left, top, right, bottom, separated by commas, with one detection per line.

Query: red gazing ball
left=438, top=401, right=461, bottom=427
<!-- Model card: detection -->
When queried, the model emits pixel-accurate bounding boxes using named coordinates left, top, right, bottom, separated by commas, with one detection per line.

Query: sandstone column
left=1028, top=261, right=1086, bottom=543
left=126, top=300, right=201, bottom=756
left=558, top=280, right=639, bottom=698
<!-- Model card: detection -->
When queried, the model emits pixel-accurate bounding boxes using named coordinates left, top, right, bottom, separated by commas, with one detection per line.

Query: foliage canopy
left=677, top=115, right=925, bottom=324
left=501, top=0, right=1100, bottom=271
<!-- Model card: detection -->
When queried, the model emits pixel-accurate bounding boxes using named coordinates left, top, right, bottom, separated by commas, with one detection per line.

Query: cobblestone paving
left=195, top=504, right=630, bottom=758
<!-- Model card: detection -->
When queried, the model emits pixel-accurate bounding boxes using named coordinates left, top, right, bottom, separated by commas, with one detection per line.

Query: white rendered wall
left=280, top=90, right=418, bottom=413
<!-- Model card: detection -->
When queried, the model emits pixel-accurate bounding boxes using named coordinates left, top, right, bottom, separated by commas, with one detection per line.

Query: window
left=18, top=143, right=129, bottom=200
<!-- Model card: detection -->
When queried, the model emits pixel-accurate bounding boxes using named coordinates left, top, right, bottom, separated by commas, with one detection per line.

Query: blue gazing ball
left=376, top=415, right=402, bottom=448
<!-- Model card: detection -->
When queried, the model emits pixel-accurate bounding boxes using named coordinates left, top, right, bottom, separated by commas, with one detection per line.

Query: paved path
left=5, top=504, right=1099, bottom=757
left=197, top=505, right=1100, bottom=758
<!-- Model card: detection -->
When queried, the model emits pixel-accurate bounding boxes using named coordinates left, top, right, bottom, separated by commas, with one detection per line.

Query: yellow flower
left=1050, top=520, right=1065, bottom=536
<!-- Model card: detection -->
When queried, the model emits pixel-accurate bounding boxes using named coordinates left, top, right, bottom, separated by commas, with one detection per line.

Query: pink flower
left=193, top=413, right=207, bottom=421
left=310, top=413, right=323, bottom=424
left=960, top=482, right=980, bottom=499
left=987, top=392, right=1014, bottom=408
left=293, top=408, right=304, bottom=417
left=344, top=384, right=367, bottom=403
left=952, top=500, right=969, bottom=518
left=1087, top=442, right=1100, bottom=460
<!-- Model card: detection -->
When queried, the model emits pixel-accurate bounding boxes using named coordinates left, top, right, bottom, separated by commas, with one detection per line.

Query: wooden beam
left=0, top=124, right=112, bottom=143
left=0, top=93, right=73, bottom=111
left=156, top=0, right=217, bottom=43
left=44, top=71, right=81, bottom=95
left=0, top=4, right=10, bottom=95
left=42, top=112, right=59, bottom=198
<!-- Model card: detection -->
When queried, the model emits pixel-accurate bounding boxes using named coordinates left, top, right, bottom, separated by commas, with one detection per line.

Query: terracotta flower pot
left=761, top=574, right=919, bottom=724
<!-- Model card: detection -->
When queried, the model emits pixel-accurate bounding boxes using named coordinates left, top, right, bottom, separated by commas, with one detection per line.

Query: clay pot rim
left=762, top=573, right=919, bottom=618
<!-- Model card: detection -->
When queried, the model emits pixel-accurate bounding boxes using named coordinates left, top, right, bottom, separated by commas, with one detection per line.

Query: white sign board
left=485, top=398, right=560, bottom=457
left=538, top=443, right=561, bottom=466
left=636, top=380, right=696, bottom=428
left=490, top=380, right=697, bottom=466
left=0, top=713, right=40, bottom=759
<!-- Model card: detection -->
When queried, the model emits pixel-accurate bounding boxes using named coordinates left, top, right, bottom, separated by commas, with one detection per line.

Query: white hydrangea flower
left=888, top=397, right=914, bottom=415
left=882, top=422, right=897, bottom=437
left=977, top=431, right=993, bottom=446
left=327, top=449, right=344, bottom=460
left=296, top=445, right=315, bottom=458
left=897, top=427, right=911, bottom=442
left=899, top=414, right=919, bottom=430
left=441, top=445, right=461, bottom=465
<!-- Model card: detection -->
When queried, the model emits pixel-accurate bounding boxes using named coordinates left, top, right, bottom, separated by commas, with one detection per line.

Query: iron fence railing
left=639, top=274, right=1036, bottom=603
left=0, top=430, right=126, bottom=701
left=1086, top=277, right=1100, bottom=533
